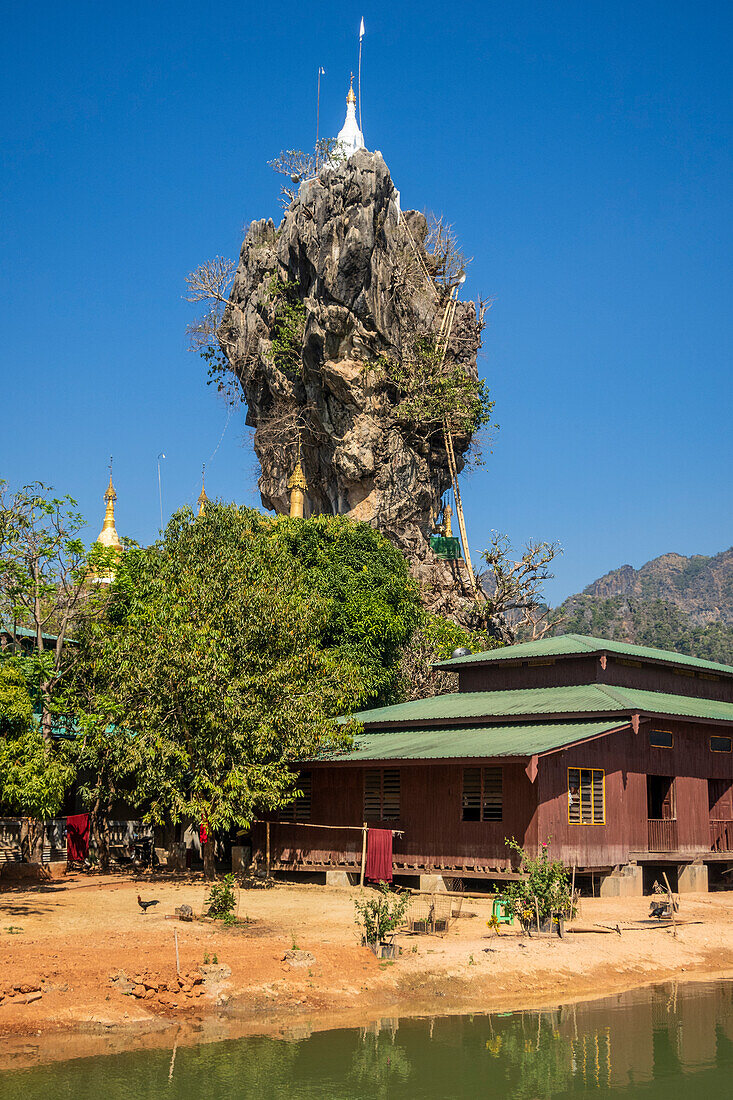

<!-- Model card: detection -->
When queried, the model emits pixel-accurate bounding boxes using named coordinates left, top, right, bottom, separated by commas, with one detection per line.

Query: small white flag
left=319, top=67, right=325, bottom=75
left=359, top=17, right=365, bottom=39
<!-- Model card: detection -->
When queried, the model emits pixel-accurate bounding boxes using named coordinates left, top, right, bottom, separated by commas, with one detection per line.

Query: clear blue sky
left=2, top=1, right=732, bottom=604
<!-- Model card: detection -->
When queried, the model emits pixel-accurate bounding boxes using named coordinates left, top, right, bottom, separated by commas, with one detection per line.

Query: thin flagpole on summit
left=316, top=66, right=325, bottom=147
left=358, top=17, right=365, bottom=133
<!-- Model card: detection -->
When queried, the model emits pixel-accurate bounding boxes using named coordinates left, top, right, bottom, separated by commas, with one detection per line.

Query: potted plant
left=354, top=883, right=410, bottom=958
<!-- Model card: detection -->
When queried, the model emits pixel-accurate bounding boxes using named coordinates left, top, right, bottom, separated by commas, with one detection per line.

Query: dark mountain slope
left=554, top=548, right=733, bottom=664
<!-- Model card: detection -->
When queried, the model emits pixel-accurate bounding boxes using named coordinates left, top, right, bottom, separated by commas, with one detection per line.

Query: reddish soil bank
left=1, top=874, right=732, bottom=1070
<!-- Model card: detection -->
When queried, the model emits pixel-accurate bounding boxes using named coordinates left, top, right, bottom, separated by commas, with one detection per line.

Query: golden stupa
left=97, top=473, right=123, bottom=553
left=197, top=469, right=209, bottom=517
left=93, top=471, right=123, bottom=583
left=287, top=456, right=308, bottom=519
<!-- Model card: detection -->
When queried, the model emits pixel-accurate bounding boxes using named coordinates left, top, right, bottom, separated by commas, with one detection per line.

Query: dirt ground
left=1, top=871, right=733, bottom=1071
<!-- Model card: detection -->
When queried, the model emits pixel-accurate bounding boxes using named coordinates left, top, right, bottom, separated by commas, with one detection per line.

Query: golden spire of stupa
left=287, top=440, right=308, bottom=519
left=197, top=466, right=209, bottom=517
left=346, top=73, right=356, bottom=105
left=97, top=459, right=122, bottom=553
left=442, top=501, right=453, bottom=538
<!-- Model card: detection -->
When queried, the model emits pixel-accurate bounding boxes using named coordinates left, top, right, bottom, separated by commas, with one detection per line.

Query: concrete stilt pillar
left=599, top=862, right=643, bottom=897
left=677, top=862, right=708, bottom=893
left=326, top=870, right=357, bottom=887
left=419, top=873, right=447, bottom=893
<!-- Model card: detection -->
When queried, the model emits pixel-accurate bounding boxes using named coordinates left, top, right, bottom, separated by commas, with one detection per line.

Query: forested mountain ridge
left=553, top=547, right=733, bottom=664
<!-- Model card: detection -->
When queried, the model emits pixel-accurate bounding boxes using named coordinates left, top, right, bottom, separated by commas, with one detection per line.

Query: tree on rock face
left=71, top=505, right=421, bottom=877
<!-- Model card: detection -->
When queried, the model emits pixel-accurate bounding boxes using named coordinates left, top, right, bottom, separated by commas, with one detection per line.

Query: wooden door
left=708, top=778, right=733, bottom=819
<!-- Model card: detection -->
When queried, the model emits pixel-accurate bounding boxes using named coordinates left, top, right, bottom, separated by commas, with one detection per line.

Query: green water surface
left=1, top=981, right=732, bottom=1099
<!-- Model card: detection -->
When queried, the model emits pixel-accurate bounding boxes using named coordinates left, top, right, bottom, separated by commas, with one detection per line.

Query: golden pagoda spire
left=97, top=459, right=122, bottom=553
left=347, top=72, right=356, bottom=105
left=197, top=466, right=209, bottom=517
left=287, top=440, right=308, bottom=519
left=92, top=459, right=123, bottom=584
left=442, top=501, right=453, bottom=538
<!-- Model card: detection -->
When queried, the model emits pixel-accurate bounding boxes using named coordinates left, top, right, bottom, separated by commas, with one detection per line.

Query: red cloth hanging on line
left=66, top=813, right=90, bottom=862
left=365, top=828, right=393, bottom=884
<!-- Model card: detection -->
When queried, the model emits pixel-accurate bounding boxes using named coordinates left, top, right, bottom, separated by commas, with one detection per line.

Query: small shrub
left=502, top=838, right=573, bottom=926
left=212, top=954, right=218, bottom=965
left=203, top=951, right=210, bottom=964
left=205, top=873, right=237, bottom=921
left=354, top=883, right=410, bottom=945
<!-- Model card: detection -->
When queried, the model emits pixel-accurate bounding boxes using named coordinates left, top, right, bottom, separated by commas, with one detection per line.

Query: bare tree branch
left=184, top=257, right=236, bottom=306
left=475, top=534, right=563, bottom=644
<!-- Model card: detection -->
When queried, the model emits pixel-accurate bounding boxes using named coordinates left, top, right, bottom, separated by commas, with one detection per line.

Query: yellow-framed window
left=568, top=767, right=605, bottom=825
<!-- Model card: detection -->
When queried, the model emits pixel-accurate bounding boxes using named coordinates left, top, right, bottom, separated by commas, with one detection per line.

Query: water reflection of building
left=483, top=982, right=733, bottom=1090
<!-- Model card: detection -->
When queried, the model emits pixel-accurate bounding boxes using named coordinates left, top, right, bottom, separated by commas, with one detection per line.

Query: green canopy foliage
left=0, top=662, right=72, bottom=819
left=68, top=506, right=422, bottom=839
left=380, top=335, right=494, bottom=440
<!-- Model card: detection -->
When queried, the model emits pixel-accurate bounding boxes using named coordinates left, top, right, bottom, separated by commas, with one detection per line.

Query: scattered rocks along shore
left=109, top=968, right=206, bottom=1010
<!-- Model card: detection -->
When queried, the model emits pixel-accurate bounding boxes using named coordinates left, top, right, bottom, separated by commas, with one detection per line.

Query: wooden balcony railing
left=710, top=820, right=733, bottom=852
left=648, top=818, right=678, bottom=852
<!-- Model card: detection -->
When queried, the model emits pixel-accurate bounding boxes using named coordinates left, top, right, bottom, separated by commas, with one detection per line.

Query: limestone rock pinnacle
left=221, top=149, right=484, bottom=617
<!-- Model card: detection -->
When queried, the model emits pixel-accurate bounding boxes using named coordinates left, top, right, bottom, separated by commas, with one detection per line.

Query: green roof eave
left=341, top=682, right=733, bottom=729
left=317, top=718, right=629, bottom=763
left=433, top=633, right=733, bottom=678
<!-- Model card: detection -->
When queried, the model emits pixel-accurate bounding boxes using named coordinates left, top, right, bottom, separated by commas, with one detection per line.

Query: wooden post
left=266, top=821, right=271, bottom=879
left=534, top=896, right=540, bottom=935
left=570, top=864, right=576, bottom=924
left=174, top=927, right=180, bottom=977
left=360, top=822, right=368, bottom=887
left=662, top=871, right=677, bottom=936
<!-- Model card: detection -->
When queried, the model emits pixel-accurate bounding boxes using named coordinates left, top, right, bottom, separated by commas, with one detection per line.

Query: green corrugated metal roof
left=434, top=632, right=733, bottom=676
left=1, top=621, right=61, bottom=643
left=344, top=682, right=733, bottom=728
left=319, top=718, right=628, bottom=761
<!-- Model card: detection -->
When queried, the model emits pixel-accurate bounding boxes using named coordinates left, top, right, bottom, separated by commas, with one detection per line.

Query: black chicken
left=137, top=894, right=160, bottom=913
left=649, top=899, right=671, bottom=920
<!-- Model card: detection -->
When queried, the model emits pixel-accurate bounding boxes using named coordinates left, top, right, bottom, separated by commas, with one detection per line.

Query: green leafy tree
left=0, top=662, right=72, bottom=860
left=59, top=706, right=140, bottom=872
left=0, top=480, right=116, bottom=743
left=70, top=505, right=421, bottom=877
left=398, top=611, right=497, bottom=700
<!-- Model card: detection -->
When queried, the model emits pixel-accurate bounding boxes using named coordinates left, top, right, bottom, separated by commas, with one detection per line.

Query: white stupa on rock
left=336, top=76, right=365, bottom=157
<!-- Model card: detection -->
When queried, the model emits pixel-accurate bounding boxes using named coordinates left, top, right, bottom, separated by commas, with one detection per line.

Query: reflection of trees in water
left=571, top=1028, right=612, bottom=1089
left=174, top=1037, right=300, bottom=1096
left=484, top=1012, right=575, bottom=1099
left=348, top=1031, right=411, bottom=1097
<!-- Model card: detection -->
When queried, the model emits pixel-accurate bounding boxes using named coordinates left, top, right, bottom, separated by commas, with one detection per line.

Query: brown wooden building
left=255, top=635, right=733, bottom=894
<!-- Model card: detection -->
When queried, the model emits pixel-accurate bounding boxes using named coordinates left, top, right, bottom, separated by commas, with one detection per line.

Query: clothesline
left=249, top=820, right=404, bottom=837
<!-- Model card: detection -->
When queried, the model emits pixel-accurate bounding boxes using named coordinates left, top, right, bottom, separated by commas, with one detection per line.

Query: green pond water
left=1, top=981, right=732, bottom=1099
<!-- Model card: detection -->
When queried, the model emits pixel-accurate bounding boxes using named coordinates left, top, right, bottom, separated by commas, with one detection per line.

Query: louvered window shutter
left=482, top=767, right=503, bottom=821
left=462, top=768, right=481, bottom=821
left=280, top=771, right=312, bottom=822
left=382, top=769, right=401, bottom=820
left=568, top=768, right=605, bottom=825
left=364, top=769, right=382, bottom=820
left=364, top=768, right=400, bottom=821
left=591, top=770, right=604, bottom=824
